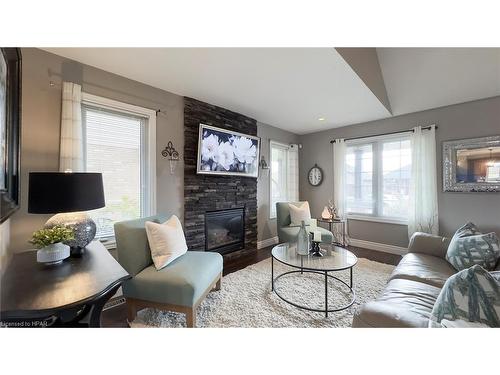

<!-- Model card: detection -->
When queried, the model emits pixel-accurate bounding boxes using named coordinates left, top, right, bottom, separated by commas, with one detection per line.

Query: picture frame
left=1, top=48, right=22, bottom=223
left=196, top=123, right=261, bottom=178
left=443, top=135, right=500, bottom=193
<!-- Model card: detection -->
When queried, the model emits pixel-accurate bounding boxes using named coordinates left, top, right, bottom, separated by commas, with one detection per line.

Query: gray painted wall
left=257, top=122, right=300, bottom=242
left=300, top=96, right=500, bottom=247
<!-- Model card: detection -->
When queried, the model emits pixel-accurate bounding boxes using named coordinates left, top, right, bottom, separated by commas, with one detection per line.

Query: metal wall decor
left=161, top=141, right=180, bottom=174
left=443, top=135, right=500, bottom=192
left=259, top=155, right=269, bottom=170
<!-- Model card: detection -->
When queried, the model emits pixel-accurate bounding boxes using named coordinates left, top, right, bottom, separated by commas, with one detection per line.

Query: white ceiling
left=43, top=48, right=391, bottom=134
left=43, top=48, right=500, bottom=135
left=377, top=48, right=500, bottom=116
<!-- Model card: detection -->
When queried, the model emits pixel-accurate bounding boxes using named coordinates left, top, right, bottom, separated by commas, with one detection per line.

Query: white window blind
left=345, top=135, right=411, bottom=221
left=270, top=141, right=299, bottom=218
left=82, top=104, right=149, bottom=238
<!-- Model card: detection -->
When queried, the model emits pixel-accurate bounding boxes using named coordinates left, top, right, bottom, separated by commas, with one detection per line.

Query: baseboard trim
left=257, top=236, right=279, bottom=249
left=349, top=238, right=407, bottom=256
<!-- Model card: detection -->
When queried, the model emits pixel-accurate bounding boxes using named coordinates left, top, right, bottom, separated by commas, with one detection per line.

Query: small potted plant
left=30, top=226, right=75, bottom=265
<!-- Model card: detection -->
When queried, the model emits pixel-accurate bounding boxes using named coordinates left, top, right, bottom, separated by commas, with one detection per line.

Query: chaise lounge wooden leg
left=214, top=274, right=222, bottom=291
left=126, top=299, right=137, bottom=323
left=186, top=308, right=196, bottom=328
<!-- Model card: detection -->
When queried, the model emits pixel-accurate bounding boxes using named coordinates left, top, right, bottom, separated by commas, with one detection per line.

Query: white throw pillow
left=289, top=202, right=312, bottom=226
left=145, top=215, right=188, bottom=270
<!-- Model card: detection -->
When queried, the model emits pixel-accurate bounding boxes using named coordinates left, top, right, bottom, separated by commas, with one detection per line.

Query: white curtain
left=59, top=82, right=83, bottom=172
left=333, top=139, right=346, bottom=218
left=408, top=125, right=439, bottom=237
left=287, top=144, right=299, bottom=202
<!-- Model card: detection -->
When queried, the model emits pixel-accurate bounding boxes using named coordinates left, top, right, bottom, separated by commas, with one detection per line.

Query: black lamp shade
left=28, top=172, right=105, bottom=214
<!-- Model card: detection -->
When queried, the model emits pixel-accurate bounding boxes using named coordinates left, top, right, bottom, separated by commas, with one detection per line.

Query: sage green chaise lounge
left=114, top=215, right=223, bottom=328
left=276, top=202, right=334, bottom=244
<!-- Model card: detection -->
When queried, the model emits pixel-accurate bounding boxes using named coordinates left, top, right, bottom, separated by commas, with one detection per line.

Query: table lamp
left=28, top=172, right=105, bottom=257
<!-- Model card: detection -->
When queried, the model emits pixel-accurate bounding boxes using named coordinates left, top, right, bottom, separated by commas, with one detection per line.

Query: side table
left=0, top=241, right=130, bottom=328
left=316, top=218, right=346, bottom=246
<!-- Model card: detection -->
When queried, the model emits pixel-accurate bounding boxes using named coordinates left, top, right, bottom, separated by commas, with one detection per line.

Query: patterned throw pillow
left=429, top=265, right=500, bottom=328
left=452, top=222, right=481, bottom=238
left=445, top=223, right=500, bottom=271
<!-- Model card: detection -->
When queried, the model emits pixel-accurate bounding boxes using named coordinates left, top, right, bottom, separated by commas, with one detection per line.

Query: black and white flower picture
left=197, top=124, right=260, bottom=177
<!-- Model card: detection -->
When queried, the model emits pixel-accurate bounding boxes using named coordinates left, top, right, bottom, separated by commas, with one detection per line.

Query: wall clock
left=308, top=164, right=323, bottom=186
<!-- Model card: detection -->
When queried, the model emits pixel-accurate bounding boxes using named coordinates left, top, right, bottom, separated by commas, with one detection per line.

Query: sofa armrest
left=407, top=232, right=450, bottom=259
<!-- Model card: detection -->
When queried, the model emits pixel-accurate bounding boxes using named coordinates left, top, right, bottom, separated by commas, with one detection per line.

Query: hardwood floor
left=101, top=245, right=401, bottom=327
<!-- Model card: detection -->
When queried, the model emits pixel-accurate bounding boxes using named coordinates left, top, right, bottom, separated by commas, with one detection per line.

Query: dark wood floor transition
left=101, top=245, right=401, bottom=327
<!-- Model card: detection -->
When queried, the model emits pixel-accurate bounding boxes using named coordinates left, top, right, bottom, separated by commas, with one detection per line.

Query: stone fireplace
left=205, top=208, right=245, bottom=254
left=183, top=97, right=258, bottom=259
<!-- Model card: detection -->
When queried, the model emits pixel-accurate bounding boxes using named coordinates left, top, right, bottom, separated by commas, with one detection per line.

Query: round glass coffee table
left=271, top=242, right=357, bottom=317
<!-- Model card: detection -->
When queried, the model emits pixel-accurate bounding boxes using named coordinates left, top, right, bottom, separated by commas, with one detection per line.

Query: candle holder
left=310, top=241, right=323, bottom=257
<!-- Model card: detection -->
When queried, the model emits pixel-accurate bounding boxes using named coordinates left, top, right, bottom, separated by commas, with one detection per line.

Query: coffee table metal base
left=271, top=256, right=355, bottom=317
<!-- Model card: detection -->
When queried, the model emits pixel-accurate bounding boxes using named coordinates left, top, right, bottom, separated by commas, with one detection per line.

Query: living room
left=1, top=1, right=499, bottom=374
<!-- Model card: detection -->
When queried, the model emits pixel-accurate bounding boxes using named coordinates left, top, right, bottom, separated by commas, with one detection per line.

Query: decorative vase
left=36, top=242, right=70, bottom=265
left=297, top=220, right=310, bottom=255
left=321, top=206, right=332, bottom=220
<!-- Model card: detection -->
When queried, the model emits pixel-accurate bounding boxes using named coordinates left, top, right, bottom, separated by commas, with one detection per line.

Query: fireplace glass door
left=205, top=208, right=245, bottom=254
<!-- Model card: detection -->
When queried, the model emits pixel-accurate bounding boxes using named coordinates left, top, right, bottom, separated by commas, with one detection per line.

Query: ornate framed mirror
left=443, top=135, right=500, bottom=192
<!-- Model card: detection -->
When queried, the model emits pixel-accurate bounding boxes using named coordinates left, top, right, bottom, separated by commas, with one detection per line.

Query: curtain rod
left=329, top=125, right=437, bottom=144
left=48, top=73, right=169, bottom=114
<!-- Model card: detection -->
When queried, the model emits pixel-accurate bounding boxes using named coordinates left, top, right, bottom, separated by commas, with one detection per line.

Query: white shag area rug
left=130, top=257, right=394, bottom=328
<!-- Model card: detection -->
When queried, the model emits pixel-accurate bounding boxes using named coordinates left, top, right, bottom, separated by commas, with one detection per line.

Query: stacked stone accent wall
left=183, top=97, right=258, bottom=258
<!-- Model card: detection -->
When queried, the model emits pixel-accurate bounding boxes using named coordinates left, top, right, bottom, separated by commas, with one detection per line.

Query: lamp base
left=70, top=246, right=86, bottom=257
left=45, top=212, right=96, bottom=257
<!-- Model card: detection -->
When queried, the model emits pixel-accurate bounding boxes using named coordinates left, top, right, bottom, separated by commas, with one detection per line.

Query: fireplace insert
left=205, top=208, right=245, bottom=254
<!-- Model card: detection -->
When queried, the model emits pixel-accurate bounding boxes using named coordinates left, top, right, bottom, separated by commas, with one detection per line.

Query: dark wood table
left=0, top=241, right=130, bottom=327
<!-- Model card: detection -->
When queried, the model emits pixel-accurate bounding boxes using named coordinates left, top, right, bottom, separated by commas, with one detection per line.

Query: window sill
left=98, top=237, right=116, bottom=250
left=347, top=214, right=408, bottom=226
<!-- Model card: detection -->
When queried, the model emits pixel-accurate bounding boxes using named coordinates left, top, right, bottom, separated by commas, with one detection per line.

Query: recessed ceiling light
left=318, top=117, right=325, bottom=121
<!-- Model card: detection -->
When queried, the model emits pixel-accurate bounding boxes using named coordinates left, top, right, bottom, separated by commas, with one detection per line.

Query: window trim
left=269, top=140, right=290, bottom=219
left=344, top=133, right=411, bottom=223
left=346, top=214, right=408, bottom=225
left=81, top=93, right=157, bottom=240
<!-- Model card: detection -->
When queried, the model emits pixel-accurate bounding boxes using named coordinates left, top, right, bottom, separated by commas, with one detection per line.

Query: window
left=269, top=141, right=299, bottom=218
left=486, top=164, right=500, bottom=182
left=345, top=135, right=411, bottom=222
left=82, top=94, right=156, bottom=239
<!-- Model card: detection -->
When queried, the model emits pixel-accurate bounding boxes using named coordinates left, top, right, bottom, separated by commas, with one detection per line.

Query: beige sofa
left=352, top=232, right=455, bottom=328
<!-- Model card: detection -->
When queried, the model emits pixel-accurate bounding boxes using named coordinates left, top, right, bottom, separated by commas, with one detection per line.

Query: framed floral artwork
left=196, top=124, right=260, bottom=178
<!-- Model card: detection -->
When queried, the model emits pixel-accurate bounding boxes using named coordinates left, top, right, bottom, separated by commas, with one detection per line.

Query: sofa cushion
left=389, top=253, right=457, bottom=288
left=429, top=265, right=500, bottom=328
left=352, top=279, right=441, bottom=328
left=408, top=232, right=450, bottom=258
left=122, top=251, right=223, bottom=307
